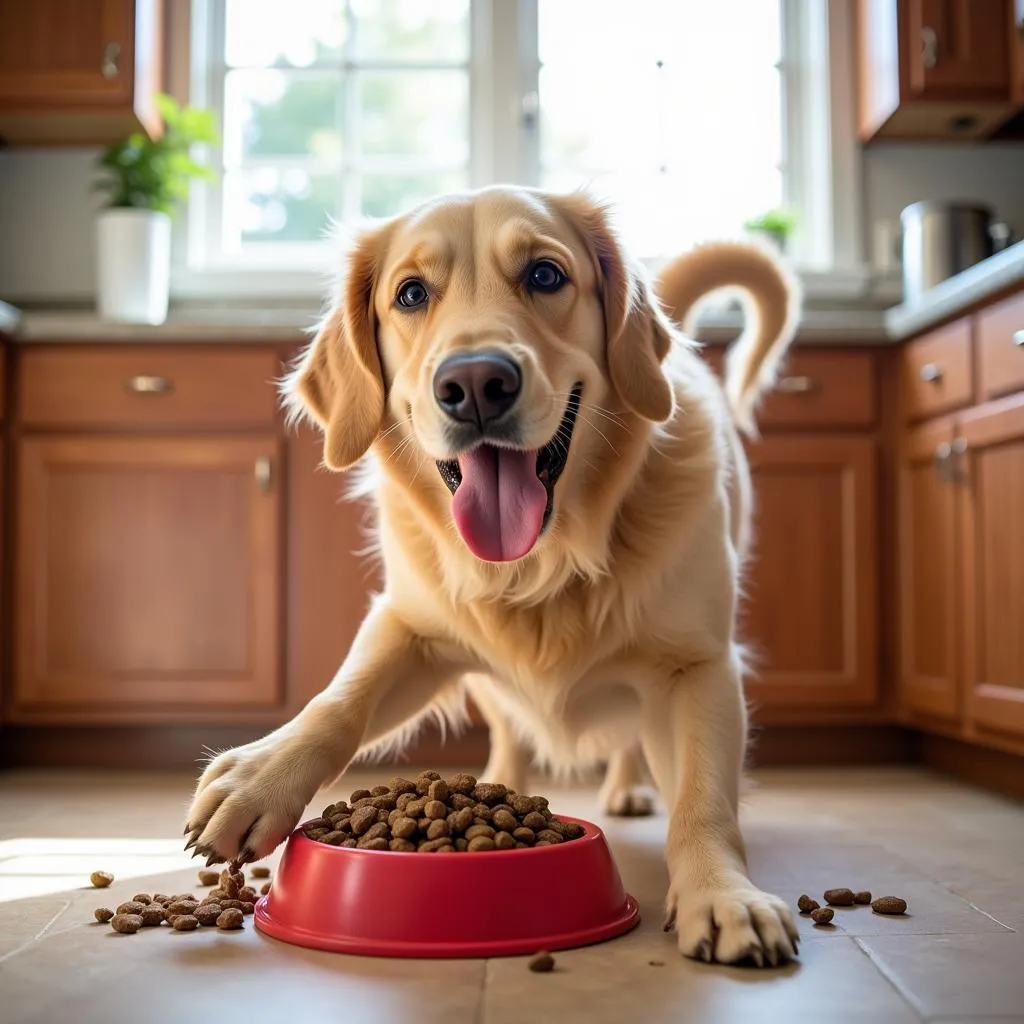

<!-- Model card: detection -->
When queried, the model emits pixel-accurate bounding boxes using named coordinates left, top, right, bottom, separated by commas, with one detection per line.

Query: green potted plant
left=743, top=207, right=799, bottom=253
left=93, top=94, right=217, bottom=324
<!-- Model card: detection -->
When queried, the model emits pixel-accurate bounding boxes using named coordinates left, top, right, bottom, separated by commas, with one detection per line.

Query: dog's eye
left=396, top=279, right=428, bottom=309
left=526, top=260, right=567, bottom=293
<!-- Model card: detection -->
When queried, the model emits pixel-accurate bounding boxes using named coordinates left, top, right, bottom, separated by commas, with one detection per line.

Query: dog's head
left=285, top=187, right=676, bottom=565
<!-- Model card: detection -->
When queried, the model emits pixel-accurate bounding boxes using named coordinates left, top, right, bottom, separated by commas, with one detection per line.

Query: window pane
left=223, top=70, right=343, bottom=164
left=538, top=0, right=785, bottom=256
left=358, top=70, right=468, bottom=163
left=224, top=168, right=338, bottom=246
left=361, top=169, right=469, bottom=218
left=352, top=0, right=470, bottom=62
left=225, top=0, right=346, bottom=67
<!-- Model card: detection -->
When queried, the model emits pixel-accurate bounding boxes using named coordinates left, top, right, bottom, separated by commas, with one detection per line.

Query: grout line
left=473, top=958, right=490, bottom=1024
left=852, top=937, right=927, bottom=1022
left=0, top=898, right=73, bottom=967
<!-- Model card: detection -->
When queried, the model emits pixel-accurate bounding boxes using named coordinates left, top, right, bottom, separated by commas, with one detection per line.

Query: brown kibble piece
left=321, top=830, right=347, bottom=846
left=492, top=809, right=518, bottom=833
left=560, top=822, right=586, bottom=840
left=513, top=827, right=536, bottom=846
left=140, top=906, right=166, bottom=927
left=450, top=793, right=475, bottom=810
left=471, top=804, right=492, bottom=822
left=131, top=893, right=152, bottom=905
left=260, top=882, right=272, bottom=895
left=510, top=794, right=535, bottom=815
left=494, top=831, right=516, bottom=850
left=350, top=805, right=379, bottom=835
left=853, top=891, right=872, bottom=905
left=522, top=811, right=547, bottom=830
left=94, top=907, right=114, bottom=923
left=528, top=950, right=555, bottom=972
left=390, top=838, right=416, bottom=852
left=249, top=865, right=271, bottom=879
left=404, top=797, right=426, bottom=819
left=195, top=904, right=222, bottom=926
left=424, top=799, right=448, bottom=821
left=241, top=902, right=255, bottom=915
left=219, top=899, right=245, bottom=910
left=535, top=829, right=563, bottom=845
left=116, top=901, right=147, bottom=916
left=110, top=913, right=143, bottom=934
left=467, top=835, right=496, bottom=852
left=172, top=915, right=199, bottom=932
left=427, top=819, right=450, bottom=841
left=823, top=888, right=855, bottom=906
left=811, top=907, right=834, bottom=926
left=238, top=886, right=258, bottom=903
left=797, top=894, right=820, bottom=914
left=217, top=908, right=244, bottom=930
left=167, top=900, right=199, bottom=917
left=390, top=777, right=418, bottom=796
left=349, top=789, right=372, bottom=802
left=448, top=773, right=477, bottom=795
left=416, top=838, right=453, bottom=853
left=472, top=783, right=508, bottom=805
left=358, top=836, right=389, bottom=851
left=392, top=816, right=417, bottom=839
left=341, top=838, right=358, bottom=848
left=465, top=823, right=496, bottom=841
left=361, top=822, right=390, bottom=843
left=370, top=785, right=391, bottom=797
left=198, top=870, right=220, bottom=886
left=427, top=779, right=450, bottom=804
left=455, top=838, right=469, bottom=851
left=90, top=871, right=114, bottom=888
left=871, top=896, right=908, bottom=915
left=451, top=807, right=475, bottom=833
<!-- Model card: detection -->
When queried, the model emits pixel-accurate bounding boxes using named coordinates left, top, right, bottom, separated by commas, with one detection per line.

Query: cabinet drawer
left=902, top=320, right=973, bottom=422
left=19, top=347, right=282, bottom=430
left=977, top=290, right=1024, bottom=401
left=701, top=349, right=877, bottom=429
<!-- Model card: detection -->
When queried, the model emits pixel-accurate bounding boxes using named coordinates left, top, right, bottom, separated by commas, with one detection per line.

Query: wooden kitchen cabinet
left=0, top=0, right=162, bottom=145
left=898, top=418, right=960, bottom=720
left=742, top=435, right=879, bottom=711
left=958, top=393, right=1024, bottom=740
left=13, top=434, right=283, bottom=721
left=857, top=0, right=1016, bottom=140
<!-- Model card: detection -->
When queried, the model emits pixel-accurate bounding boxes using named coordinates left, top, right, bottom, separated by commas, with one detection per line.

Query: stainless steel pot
left=900, top=201, right=1012, bottom=302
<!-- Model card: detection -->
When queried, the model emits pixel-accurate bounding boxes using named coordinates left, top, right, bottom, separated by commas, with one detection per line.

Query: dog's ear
left=283, top=225, right=390, bottom=470
left=555, top=193, right=675, bottom=423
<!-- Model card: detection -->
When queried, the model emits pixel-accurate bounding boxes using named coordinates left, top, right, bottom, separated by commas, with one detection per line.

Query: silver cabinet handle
left=124, top=374, right=174, bottom=395
left=1013, top=330, right=1024, bottom=347
left=102, top=42, right=120, bottom=79
left=919, top=362, right=944, bottom=384
left=776, top=375, right=815, bottom=394
left=921, top=27, right=938, bottom=69
left=255, top=456, right=273, bottom=492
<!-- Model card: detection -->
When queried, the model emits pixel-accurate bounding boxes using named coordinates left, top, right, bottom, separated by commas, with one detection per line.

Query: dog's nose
left=433, top=351, right=522, bottom=427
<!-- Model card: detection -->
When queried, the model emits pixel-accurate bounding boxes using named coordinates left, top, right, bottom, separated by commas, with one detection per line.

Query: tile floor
left=0, top=766, right=1022, bottom=1023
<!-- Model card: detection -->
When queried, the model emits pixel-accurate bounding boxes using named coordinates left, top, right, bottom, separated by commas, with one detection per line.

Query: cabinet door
left=899, top=419, right=960, bottom=719
left=14, top=435, right=282, bottom=720
left=959, top=394, right=1024, bottom=739
left=904, top=0, right=1010, bottom=98
left=742, top=436, right=878, bottom=710
left=1013, top=0, right=1024, bottom=102
left=0, top=0, right=134, bottom=105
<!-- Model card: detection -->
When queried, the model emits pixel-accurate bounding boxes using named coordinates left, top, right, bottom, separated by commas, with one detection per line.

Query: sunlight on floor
left=0, top=838, right=190, bottom=902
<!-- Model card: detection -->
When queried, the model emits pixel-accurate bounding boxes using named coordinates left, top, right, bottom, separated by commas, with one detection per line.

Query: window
left=184, top=0, right=853, bottom=290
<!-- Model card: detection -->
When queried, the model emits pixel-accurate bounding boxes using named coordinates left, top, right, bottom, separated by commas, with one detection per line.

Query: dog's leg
left=466, top=674, right=530, bottom=793
left=598, top=745, right=655, bottom=817
left=642, top=648, right=798, bottom=967
left=184, top=601, right=459, bottom=862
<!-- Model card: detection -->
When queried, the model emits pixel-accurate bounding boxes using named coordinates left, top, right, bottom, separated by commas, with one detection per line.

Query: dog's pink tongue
left=451, top=446, right=547, bottom=562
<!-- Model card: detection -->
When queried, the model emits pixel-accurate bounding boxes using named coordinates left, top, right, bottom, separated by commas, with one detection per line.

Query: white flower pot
left=96, top=209, right=171, bottom=324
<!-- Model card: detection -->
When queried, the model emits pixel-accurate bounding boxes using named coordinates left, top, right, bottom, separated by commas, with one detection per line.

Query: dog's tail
left=655, top=239, right=802, bottom=436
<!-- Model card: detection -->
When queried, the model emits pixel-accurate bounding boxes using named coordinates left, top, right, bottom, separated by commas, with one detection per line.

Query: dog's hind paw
left=598, top=784, right=655, bottom=817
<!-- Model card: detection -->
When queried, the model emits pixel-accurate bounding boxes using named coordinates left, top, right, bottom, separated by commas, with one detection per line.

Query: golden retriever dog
left=184, top=186, right=801, bottom=966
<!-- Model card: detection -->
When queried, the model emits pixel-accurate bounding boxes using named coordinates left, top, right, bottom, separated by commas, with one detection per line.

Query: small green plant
left=743, top=207, right=799, bottom=247
left=93, top=94, right=218, bottom=216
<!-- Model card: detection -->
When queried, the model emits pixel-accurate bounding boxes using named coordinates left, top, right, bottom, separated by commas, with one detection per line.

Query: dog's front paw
left=184, top=731, right=332, bottom=864
left=665, top=883, right=799, bottom=967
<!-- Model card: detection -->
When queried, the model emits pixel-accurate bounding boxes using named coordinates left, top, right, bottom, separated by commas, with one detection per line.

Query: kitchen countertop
left=4, top=241, right=1023, bottom=346
left=885, top=238, right=1024, bottom=339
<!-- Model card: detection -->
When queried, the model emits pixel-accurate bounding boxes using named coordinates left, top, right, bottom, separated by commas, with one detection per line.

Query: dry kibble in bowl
left=301, top=771, right=583, bottom=853
left=90, top=871, right=114, bottom=888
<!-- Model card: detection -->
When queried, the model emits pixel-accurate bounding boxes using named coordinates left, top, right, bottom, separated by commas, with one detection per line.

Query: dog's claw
left=183, top=823, right=192, bottom=836
left=696, top=939, right=713, bottom=962
left=748, top=947, right=764, bottom=968
left=184, top=836, right=198, bottom=852
left=238, top=846, right=255, bottom=866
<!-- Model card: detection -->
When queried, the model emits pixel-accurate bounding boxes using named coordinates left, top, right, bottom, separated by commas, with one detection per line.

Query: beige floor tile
left=856, top=933, right=1024, bottom=1020
left=482, top=936, right=920, bottom=1024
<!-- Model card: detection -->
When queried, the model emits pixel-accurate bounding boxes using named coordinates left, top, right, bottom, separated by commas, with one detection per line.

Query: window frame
left=170, top=0, right=863, bottom=301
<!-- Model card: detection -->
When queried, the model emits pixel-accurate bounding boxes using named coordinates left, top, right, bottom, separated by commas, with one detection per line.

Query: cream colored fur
left=185, top=187, right=801, bottom=966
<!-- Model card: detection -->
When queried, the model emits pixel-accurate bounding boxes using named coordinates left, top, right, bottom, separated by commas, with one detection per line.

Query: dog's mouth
left=436, top=385, right=582, bottom=563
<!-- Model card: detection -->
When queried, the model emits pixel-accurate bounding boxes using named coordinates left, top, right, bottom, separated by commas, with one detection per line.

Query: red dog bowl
left=255, top=815, right=639, bottom=958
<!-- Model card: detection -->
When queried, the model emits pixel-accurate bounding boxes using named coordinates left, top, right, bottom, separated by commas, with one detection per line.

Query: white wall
left=2, top=142, right=1024, bottom=304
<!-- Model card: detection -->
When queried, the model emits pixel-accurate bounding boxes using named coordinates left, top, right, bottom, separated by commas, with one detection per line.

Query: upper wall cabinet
left=857, top=0, right=1020, bottom=140
left=0, top=0, right=162, bottom=145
